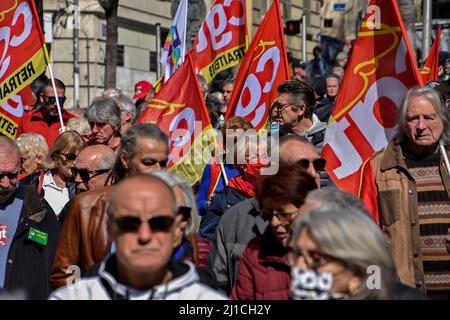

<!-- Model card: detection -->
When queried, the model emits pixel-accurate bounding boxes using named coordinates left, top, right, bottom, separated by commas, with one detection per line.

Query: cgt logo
left=0, top=224, right=7, bottom=246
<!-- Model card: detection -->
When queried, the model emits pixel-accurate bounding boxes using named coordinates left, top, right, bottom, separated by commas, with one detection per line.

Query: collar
left=98, top=254, right=199, bottom=300
left=258, top=228, right=290, bottom=265
left=43, top=170, right=66, bottom=191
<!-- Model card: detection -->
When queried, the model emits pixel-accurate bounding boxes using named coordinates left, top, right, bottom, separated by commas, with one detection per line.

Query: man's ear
left=172, top=214, right=184, bottom=249
left=120, top=151, right=129, bottom=170
left=297, top=104, right=306, bottom=116
left=124, top=112, right=132, bottom=123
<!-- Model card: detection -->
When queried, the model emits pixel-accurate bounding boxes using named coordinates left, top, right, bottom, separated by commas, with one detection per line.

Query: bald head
left=0, top=137, right=20, bottom=203
left=75, top=144, right=115, bottom=170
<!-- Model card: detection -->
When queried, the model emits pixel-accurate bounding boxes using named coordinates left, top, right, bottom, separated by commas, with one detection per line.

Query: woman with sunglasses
left=290, top=206, right=428, bottom=300
left=230, top=163, right=317, bottom=300
left=22, top=131, right=86, bottom=223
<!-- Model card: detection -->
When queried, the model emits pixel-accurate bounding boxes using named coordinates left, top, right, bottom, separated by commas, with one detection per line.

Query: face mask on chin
left=291, top=268, right=346, bottom=300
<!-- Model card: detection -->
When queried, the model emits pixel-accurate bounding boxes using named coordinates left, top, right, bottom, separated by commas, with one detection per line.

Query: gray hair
left=66, top=117, right=91, bottom=136
left=151, top=171, right=200, bottom=237
left=326, top=73, right=341, bottom=85
left=304, top=188, right=370, bottom=216
left=113, top=123, right=169, bottom=180
left=292, top=206, right=397, bottom=300
left=16, top=133, right=49, bottom=160
left=85, top=97, right=121, bottom=129
left=103, top=89, right=137, bottom=122
left=397, top=86, right=450, bottom=147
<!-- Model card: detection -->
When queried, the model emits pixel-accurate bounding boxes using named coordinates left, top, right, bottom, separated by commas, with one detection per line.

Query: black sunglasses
left=71, top=167, right=110, bottom=181
left=0, top=171, right=19, bottom=180
left=58, top=152, right=77, bottom=161
left=43, top=95, right=66, bottom=106
left=114, top=215, right=175, bottom=233
left=178, top=206, right=191, bottom=221
left=297, top=158, right=326, bottom=172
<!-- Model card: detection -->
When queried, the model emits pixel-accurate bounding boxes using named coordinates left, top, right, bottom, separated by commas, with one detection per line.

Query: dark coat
left=230, top=228, right=291, bottom=300
left=3, top=185, right=60, bottom=300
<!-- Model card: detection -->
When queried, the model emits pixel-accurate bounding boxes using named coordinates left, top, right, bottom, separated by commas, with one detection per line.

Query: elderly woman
left=151, top=171, right=201, bottom=265
left=230, top=163, right=317, bottom=300
left=66, top=117, right=92, bottom=143
left=16, top=133, right=49, bottom=179
left=290, top=206, right=428, bottom=300
left=44, top=131, right=86, bottom=219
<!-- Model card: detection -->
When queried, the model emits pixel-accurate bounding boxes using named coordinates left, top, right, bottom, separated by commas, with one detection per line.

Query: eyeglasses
left=58, top=152, right=77, bottom=162
left=293, top=248, right=337, bottom=269
left=259, top=208, right=299, bottom=224
left=114, top=215, right=175, bottom=233
left=0, top=171, right=19, bottom=180
left=297, top=158, right=326, bottom=172
left=273, top=101, right=293, bottom=112
left=42, top=95, right=66, bottom=106
left=71, top=167, right=110, bottom=181
left=178, top=206, right=191, bottom=222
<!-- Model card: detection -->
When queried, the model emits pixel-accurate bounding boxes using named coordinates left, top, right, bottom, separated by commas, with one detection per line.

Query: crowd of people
left=0, top=39, right=449, bottom=300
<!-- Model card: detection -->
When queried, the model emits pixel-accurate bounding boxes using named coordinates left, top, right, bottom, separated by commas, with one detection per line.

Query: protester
left=152, top=171, right=201, bottom=266
left=274, top=80, right=328, bottom=152
left=49, top=175, right=226, bottom=300
left=103, top=89, right=137, bottom=134
left=0, top=137, right=60, bottom=299
left=425, top=80, right=450, bottom=110
left=44, top=131, right=86, bottom=218
left=66, top=117, right=92, bottom=143
left=291, top=205, right=427, bottom=300
left=334, top=51, right=348, bottom=69
left=369, top=86, right=450, bottom=299
left=230, top=164, right=317, bottom=300
left=331, top=66, right=345, bottom=81
left=50, top=123, right=169, bottom=290
left=133, top=80, right=155, bottom=107
left=206, top=135, right=323, bottom=295
left=16, top=133, right=48, bottom=179
left=85, top=97, right=122, bottom=151
left=306, top=46, right=328, bottom=79
left=314, top=74, right=340, bottom=122
left=196, top=116, right=252, bottom=217
left=222, top=77, right=235, bottom=105
left=17, top=79, right=75, bottom=149
left=206, top=91, right=226, bottom=129
left=291, top=59, right=308, bottom=83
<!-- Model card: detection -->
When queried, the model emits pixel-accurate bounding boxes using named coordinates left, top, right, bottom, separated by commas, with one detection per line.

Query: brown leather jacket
left=371, top=139, right=450, bottom=293
left=50, top=186, right=112, bottom=290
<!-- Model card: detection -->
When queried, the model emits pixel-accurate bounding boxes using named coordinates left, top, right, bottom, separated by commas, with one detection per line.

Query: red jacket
left=230, top=229, right=291, bottom=300
left=17, top=109, right=75, bottom=149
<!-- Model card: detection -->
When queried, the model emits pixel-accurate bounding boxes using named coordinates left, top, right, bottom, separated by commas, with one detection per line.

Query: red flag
left=225, top=0, right=289, bottom=131
left=321, top=0, right=423, bottom=218
left=194, top=0, right=248, bottom=84
left=0, top=0, right=48, bottom=138
left=136, top=52, right=216, bottom=186
left=420, top=26, right=441, bottom=83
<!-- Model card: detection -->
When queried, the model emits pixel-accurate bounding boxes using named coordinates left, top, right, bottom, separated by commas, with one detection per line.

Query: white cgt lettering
left=235, top=47, right=280, bottom=128
left=0, top=1, right=33, bottom=79
left=168, top=107, right=196, bottom=164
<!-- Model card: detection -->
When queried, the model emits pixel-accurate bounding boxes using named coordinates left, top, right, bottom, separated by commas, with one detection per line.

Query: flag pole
left=439, top=141, right=450, bottom=178
left=47, top=63, right=66, bottom=132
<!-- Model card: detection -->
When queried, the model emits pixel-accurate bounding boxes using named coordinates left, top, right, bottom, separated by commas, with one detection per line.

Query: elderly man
left=368, top=87, right=450, bottom=299
left=49, top=175, right=225, bottom=300
left=103, top=89, right=137, bottom=134
left=314, top=73, right=340, bottom=123
left=50, top=123, right=169, bottom=290
left=275, top=80, right=327, bottom=153
left=85, top=97, right=122, bottom=151
left=0, top=137, right=59, bottom=299
left=17, top=79, right=75, bottom=149
left=206, top=135, right=325, bottom=295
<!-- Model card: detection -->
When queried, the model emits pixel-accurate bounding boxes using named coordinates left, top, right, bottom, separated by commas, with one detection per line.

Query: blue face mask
left=270, top=122, right=280, bottom=133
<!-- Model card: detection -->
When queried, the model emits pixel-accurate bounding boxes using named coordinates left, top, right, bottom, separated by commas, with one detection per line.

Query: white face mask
left=291, top=268, right=346, bottom=300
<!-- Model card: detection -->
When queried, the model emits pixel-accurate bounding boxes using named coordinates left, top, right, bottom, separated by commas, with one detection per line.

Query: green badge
left=27, top=227, right=48, bottom=246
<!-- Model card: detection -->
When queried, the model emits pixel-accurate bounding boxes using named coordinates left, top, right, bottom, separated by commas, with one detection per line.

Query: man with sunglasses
left=17, top=79, right=75, bottom=149
left=275, top=80, right=327, bottom=153
left=50, top=175, right=225, bottom=300
left=0, top=137, right=60, bottom=299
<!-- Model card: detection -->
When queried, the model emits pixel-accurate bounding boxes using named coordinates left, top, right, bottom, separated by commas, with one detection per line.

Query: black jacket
left=3, top=185, right=60, bottom=300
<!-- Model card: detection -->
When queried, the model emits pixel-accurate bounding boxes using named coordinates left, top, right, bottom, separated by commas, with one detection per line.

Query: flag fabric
left=321, top=0, right=423, bottom=220
left=224, top=0, right=290, bottom=131
left=194, top=0, right=248, bottom=83
left=161, top=0, right=188, bottom=82
left=136, top=52, right=216, bottom=186
left=420, top=26, right=442, bottom=83
left=0, top=0, right=48, bottom=138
